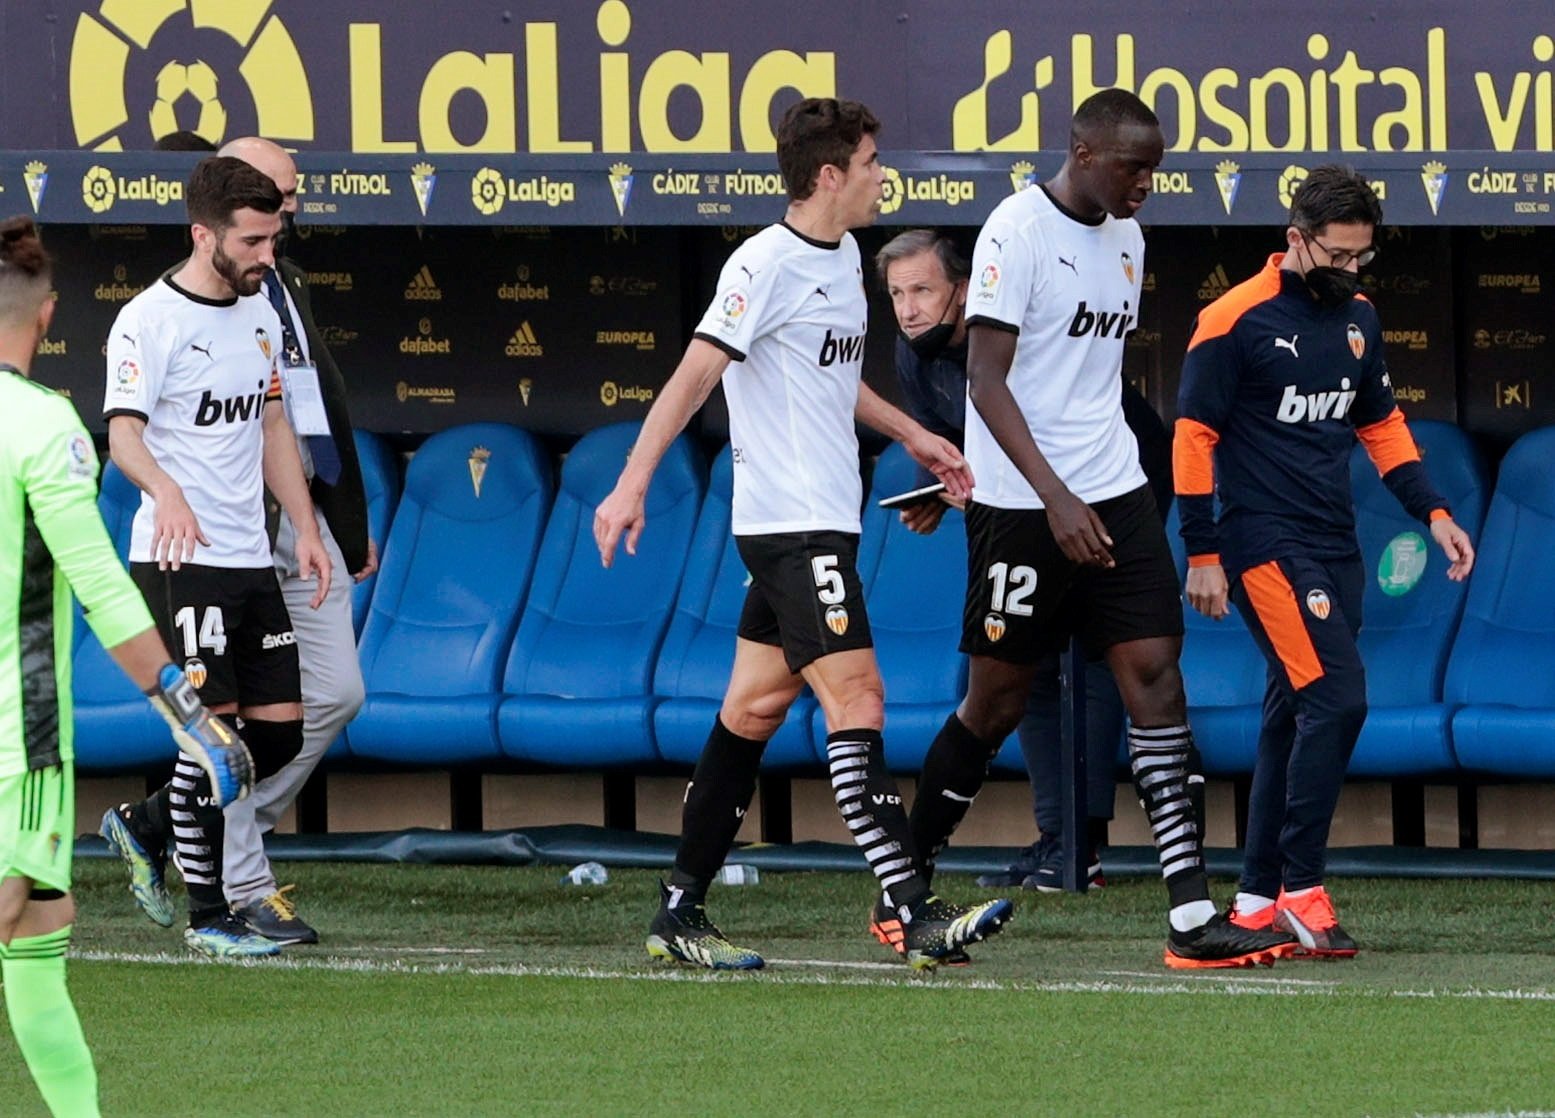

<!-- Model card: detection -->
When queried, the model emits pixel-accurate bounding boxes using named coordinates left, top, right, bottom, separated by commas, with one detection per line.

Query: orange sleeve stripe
left=1429, top=508, right=1450, bottom=522
left=1172, top=417, right=1219, bottom=496
left=1239, top=562, right=1326, bottom=690
left=1355, top=408, right=1420, bottom=475
left=1186, top=256, right=1284, bottom=350
left=1188, top=553, right=1221, bottom=568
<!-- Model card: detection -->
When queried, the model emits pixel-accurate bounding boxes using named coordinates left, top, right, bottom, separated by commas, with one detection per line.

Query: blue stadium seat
left=1167, top=502, right=1267, bottom=775
left=808, top=444, right=975, bottom=772
left=1348, top=420, right=1486, bottom=776
left=72, top=461, right=172, bottom=772
left=348, top=424, right=553, bottom=765
left=653, top=445, right=819, bottom=769
left=350, top=429, right=402, bottom=635
left=498, top=422, right=704, bottom=767
left=1446, top=426, right=1555, bottom=777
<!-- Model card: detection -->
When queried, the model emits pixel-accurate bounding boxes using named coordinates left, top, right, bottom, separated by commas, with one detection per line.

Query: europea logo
left=1276, top=378, right=1357, bottom=424
left=817, top=328, right=865, bottom=367
left=194, top=386, right=267, bottom=426
left=1066, top=301, right=1135, bottom=340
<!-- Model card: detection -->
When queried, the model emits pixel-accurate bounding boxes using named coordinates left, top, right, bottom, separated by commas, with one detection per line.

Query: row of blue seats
left=68, top=419, right=1555, bottom=782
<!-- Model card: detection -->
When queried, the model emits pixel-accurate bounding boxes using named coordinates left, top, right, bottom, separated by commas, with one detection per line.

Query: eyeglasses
left=1303, top=232, right=1377, bottom=269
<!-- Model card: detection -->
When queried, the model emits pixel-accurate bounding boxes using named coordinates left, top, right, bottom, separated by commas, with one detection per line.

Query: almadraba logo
left=68, top=0, right=314, bottom=150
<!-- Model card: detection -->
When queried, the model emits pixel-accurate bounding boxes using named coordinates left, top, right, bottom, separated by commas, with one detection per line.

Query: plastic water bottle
left=561, top=861, right=609, bottom=885
left=716, top=864, right=760, bottom=886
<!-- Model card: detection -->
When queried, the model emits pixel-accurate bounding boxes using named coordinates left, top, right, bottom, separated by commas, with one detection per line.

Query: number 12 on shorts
left=173, top=605, right=229, bottom=657
left=987, top=561, right=1036, bottom=615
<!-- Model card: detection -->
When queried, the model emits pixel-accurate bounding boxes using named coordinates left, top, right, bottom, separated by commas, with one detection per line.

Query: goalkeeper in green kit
left=0, top=215, right=253, bottom=1117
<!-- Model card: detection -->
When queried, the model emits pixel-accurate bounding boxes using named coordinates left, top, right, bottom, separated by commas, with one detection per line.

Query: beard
left=213, top=241, right=267, bottom=297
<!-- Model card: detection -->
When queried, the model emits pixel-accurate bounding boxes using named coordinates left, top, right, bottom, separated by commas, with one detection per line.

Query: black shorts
left=131, top=562, right=301, bottom=709
left=735, top=531, right=873, bottom=673
left=960, top=484, right=1183, bottom=663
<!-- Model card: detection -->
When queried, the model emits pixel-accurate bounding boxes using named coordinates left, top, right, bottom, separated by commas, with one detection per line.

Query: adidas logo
left=404, top=265, right=442, bottom=301
left=1197, top=264, right=1231, bottom=301
left=504, top=321, right=543, bottom=357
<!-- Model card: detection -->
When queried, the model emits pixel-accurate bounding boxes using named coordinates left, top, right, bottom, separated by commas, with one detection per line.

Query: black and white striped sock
left=1128, top=724, right=1213, bottom=918
left=826, top=729, right=928, bottom=912
left=167, top=755, right=226, bottom=921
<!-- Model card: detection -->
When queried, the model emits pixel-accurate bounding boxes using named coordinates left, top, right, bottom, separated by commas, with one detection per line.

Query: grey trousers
left=223, top=508, right=365, bottom=908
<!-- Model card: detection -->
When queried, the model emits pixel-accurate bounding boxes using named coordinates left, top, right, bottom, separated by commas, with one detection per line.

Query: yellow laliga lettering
left=419, top=52, right=517, bottom=152
left=526, top=23, right=593, bottom=151
left=349, top=24, right=416, bottom=153
left=639, top=50, right=731, bottom=151
left=739, top=51, right=835, bottom=151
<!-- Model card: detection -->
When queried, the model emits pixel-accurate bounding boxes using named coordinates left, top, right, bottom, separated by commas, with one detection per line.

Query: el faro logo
left=68, top=1, right=314, bottom=150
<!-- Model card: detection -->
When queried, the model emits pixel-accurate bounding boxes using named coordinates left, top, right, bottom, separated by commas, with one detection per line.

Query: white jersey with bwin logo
left=693, top=222, right=869, bottom=536
left=965, top=185, right=1148, bottom=509
left=104, top=276, right=284, bottom=568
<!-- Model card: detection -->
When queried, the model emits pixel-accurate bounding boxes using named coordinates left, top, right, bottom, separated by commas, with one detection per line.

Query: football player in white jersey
left=98, top=157, right=331, bottom=959
left=911, top=90, right=1298, bottom=968
left=594, top=98, right=1013, bottom=972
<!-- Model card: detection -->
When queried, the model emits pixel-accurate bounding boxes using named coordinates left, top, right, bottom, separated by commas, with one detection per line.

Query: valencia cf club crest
left=468, top=445, right=491, bottom=498
left=1305, top=588, right=1332, bottom=620
left=1120, top=252, right=1135, bottom=285
left=254, top=327, right=272, bottom=361
left=825, top=605, right=849, bottom=636
left=185, top=657, right=208, bottom=689
left=1347, top=323, right=1365, bottom=359
left=984, top=613, right=1007, bottom=642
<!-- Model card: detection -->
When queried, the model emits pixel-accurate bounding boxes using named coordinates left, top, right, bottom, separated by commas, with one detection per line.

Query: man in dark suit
left=217, top=137, right=375, bottom=944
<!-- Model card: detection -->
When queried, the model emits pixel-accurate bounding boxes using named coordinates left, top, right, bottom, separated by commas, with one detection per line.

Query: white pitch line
left=1103, top=968, right=1339, bottom=987
left=68, top=949, right=1555, bottom=1003
left=767, top=957, right=903, bottom=971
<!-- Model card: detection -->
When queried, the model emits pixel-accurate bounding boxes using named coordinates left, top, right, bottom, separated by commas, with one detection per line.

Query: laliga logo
left=472, top=167, right=507, bottom=215
left=1277, top=164, right=1309, bottom=211
left=82, top=166, right=116, bottom=214
left=68, top=0, right=314, bottom=149
left=879, top=166, right=905, bottom=215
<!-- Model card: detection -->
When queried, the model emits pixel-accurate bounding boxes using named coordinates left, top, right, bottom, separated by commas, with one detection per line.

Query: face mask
left=276, top=210, right=297, bottom=259
left=906, top=321, right=957, bottom=361
left=900, top=286, right=963, bottom=360
left=1304, top=265, right=1359, bottom=308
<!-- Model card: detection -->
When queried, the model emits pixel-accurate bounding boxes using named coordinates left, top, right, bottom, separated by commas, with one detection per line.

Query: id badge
left=279, top=361, right=331, bottom=436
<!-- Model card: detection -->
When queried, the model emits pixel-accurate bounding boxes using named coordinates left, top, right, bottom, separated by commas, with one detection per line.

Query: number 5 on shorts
left=811, top=555, right=845, bottom=604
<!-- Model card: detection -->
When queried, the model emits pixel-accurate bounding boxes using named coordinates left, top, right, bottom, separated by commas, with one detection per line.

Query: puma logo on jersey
left=989, top=235, right=1009, bottom=253
left=1058, top=255, right=1078, bottom=276
left=1274, top=334, right=1300, bottom=358
left=811, top=285, right=830, bottom=302
left=194, top=385, right=268, bottom=426
left=739, top=265, right=761, bottom=282
left=1066, top=300, right=1134, bottom=339
left=818, top=328, right=865, bottom=367
left=189, top=341, right=214, bottom=360
left=1276, top=378, right=1357, bottom=424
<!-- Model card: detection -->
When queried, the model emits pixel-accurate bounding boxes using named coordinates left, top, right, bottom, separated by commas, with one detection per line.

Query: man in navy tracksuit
left=1172, top=166, right=1475, bottom=956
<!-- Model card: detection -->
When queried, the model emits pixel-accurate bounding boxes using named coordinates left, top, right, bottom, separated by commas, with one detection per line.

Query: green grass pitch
left=3, top=861, right=1553, bottom=1116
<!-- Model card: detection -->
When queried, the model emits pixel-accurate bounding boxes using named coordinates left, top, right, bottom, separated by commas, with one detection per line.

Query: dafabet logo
left=69, top=0, right=313, bottom=149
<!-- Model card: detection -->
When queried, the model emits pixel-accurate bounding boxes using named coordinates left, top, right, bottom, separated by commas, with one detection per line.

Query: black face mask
left=901, top=288, right=963, bottom=361
left=906, top=321, right=957, bottom=361
left=275, top=210, right=297, bottom=259
left=1304, top=265, right=1359, bottom=308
